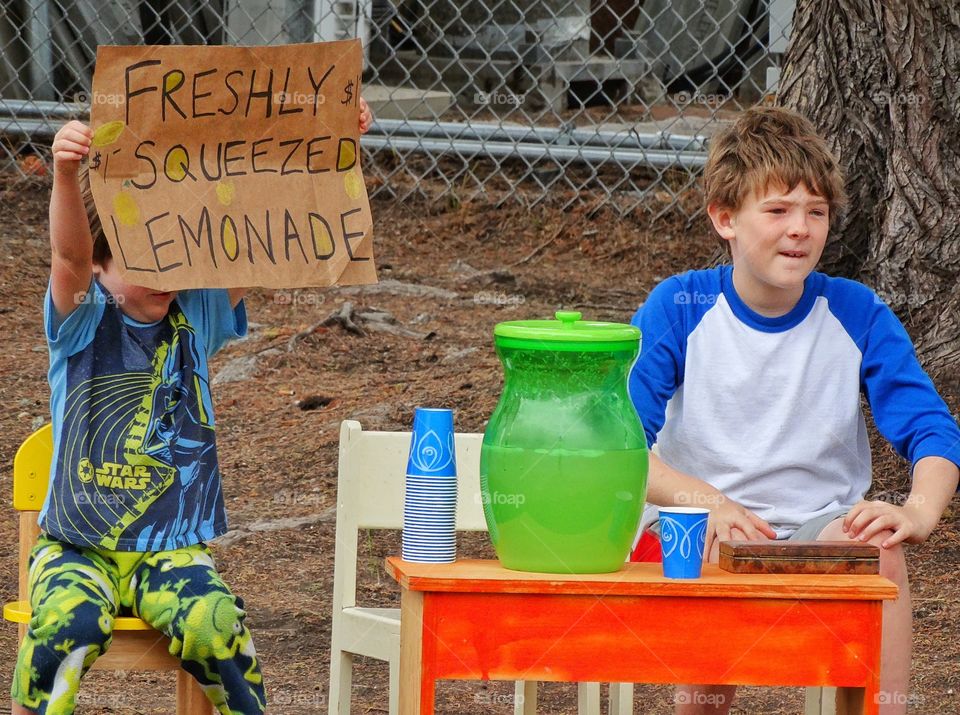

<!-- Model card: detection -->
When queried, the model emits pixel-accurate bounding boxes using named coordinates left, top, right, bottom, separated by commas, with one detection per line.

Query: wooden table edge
left=386, top=557, right=898, bottom=600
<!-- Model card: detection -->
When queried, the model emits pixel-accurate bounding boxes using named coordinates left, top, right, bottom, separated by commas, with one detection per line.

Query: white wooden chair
left=327, top=419, right=634, bottom=714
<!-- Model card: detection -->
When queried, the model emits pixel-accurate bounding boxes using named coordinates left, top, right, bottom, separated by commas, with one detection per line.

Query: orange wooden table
left=386, top=558, right=898, bottom=715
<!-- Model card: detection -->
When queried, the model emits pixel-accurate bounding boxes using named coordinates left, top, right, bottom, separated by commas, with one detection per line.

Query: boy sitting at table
left=629, top=106, right=960, bottom=715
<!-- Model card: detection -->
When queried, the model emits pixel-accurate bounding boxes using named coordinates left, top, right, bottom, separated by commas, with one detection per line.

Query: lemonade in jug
left=480, top=311, right=648, bottom=573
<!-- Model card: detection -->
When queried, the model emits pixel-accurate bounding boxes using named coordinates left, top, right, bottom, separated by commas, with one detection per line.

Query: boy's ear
left=707, top=203, right=737, bottom=242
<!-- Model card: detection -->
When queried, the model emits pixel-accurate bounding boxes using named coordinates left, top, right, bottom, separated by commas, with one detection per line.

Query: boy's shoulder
left=642, top=266, right=725, bottom=306
left=174, top=288, right=236, bottom=322
left=814, top=273, right=892, bottom=331
left=630, top=268, right=727, bottom=346
left=174, top=288, right=247, bottom=357
left=812, top=274, right=914, bottom=358
left=632, top=266, right=726, bottom=323
left=815, top=272, right=878, bottom=303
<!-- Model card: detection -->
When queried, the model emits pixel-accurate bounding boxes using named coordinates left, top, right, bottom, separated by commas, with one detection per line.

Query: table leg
left=400, top=590, right=434, bottom=715
left=836, top=687, right=866, bottom=715
left=858, top=600, right=884, bottom=715
left=419, top=677, right=436, bottom=714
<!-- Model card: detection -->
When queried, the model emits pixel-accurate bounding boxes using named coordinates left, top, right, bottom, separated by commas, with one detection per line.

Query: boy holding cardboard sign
left=10, top=101, right=371, bottom=715
left=87, top=42, right=377, bottom=291
left=630, top=107, right=960, bottom=714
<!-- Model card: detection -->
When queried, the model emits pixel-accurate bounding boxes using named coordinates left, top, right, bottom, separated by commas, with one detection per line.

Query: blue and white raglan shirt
left=629, top=265, right=960, bottom=537
left=41, top=280, right=247, bottom=552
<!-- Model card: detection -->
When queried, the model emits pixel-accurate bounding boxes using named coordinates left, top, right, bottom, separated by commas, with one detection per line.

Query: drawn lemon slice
left=164, top=147, right=189, bottom=181
left=216, top=181, right=236, bottom=206
left=113, top=191, right=140, bottom=227
left=344, top=171, right=363, bottom=200
left=165, top=70, right=185, bottom=93
left=222, top=218, right=238, bottom=258
left=93, top=121, right=125, bottom=147
left=310, top=214, right=334, bottom=258
left=337, top=139, right=356, bottom=171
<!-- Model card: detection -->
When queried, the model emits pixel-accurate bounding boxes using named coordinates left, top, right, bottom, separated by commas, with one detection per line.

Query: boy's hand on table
left=843, top=499, right=934, bottom=548
left=845, top=456, right=959, bottom=549
left=52, top=121, right=92, bottom=176
left=706, top=497, right=777, bottom=558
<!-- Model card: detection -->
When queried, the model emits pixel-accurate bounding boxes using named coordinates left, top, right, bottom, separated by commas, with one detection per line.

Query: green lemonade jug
left=480, top=311, right=649, bottom=573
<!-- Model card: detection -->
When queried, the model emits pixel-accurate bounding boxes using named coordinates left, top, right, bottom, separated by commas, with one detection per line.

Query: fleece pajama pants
left=11, top=533, right=266, bottom=715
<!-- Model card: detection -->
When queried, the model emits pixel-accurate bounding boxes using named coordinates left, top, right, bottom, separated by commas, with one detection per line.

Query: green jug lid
left=494, top=311, right=640, bottom=352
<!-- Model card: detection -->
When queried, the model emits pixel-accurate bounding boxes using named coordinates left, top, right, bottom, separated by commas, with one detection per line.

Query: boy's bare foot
left=12, top=701, right=37, bottom=714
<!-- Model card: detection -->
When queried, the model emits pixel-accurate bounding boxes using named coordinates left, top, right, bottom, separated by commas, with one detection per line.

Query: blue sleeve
left=628, top=277, right=687, bottom=446
left=831, top=280, right=960, bottom=473
left=45, top=278, right=105, bottom=358
left=176, top=290, right=248, bottom=357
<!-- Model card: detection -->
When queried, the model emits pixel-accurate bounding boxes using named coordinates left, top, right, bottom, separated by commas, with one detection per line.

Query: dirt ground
left=0, top=166, right=957, bottom=714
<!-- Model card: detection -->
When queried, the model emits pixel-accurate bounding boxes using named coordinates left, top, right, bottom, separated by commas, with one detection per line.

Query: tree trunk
left=779, top=1, right=960, bottom=375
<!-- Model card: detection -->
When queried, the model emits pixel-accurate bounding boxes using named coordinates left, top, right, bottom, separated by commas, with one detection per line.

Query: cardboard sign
left=88, top=40, right=377, bottom=290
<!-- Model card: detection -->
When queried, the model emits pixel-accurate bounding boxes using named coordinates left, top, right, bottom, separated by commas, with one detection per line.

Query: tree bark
left=779, top=1, right=960, bottom=375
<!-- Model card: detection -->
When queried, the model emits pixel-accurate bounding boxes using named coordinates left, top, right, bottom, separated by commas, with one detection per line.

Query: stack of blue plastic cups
left=401, top=408, right=458, bottom=563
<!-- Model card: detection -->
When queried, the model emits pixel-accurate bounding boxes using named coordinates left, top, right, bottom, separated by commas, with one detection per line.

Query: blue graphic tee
left=40, top=280, right=247, bottom=551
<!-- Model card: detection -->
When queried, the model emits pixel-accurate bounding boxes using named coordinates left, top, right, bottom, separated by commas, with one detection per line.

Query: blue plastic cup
left=403, top=408, right=458, bottom=563
left=407, top=408, right=457, bottom=477
left=659, top=507, right=709, bottom=579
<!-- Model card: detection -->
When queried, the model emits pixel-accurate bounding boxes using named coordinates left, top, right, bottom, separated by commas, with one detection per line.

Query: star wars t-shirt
left=40, top=280, right=247, bottom=551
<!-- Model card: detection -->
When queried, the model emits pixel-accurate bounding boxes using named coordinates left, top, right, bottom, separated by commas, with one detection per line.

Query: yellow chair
left=3, top=424, right=211, bottom=714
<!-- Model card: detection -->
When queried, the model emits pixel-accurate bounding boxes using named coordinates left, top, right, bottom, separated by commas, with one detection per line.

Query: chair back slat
left=13, top=423, right=53, bottom=512
left=13, top=425, right=52, bottom=601
left=336, top=421, right=487, bottom=531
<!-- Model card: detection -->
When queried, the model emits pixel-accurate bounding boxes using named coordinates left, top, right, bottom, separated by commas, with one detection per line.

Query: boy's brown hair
left=703, top=106, right=847, bottom=219
left=78, top=163, right=112, bottom=265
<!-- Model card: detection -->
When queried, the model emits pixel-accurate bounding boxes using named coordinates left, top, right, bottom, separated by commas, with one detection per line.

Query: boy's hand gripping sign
left=89, top=40, right=377, bottom=290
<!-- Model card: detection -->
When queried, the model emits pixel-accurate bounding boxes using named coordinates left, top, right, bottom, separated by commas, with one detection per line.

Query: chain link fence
left=1, top=0, right=794, bottom=216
